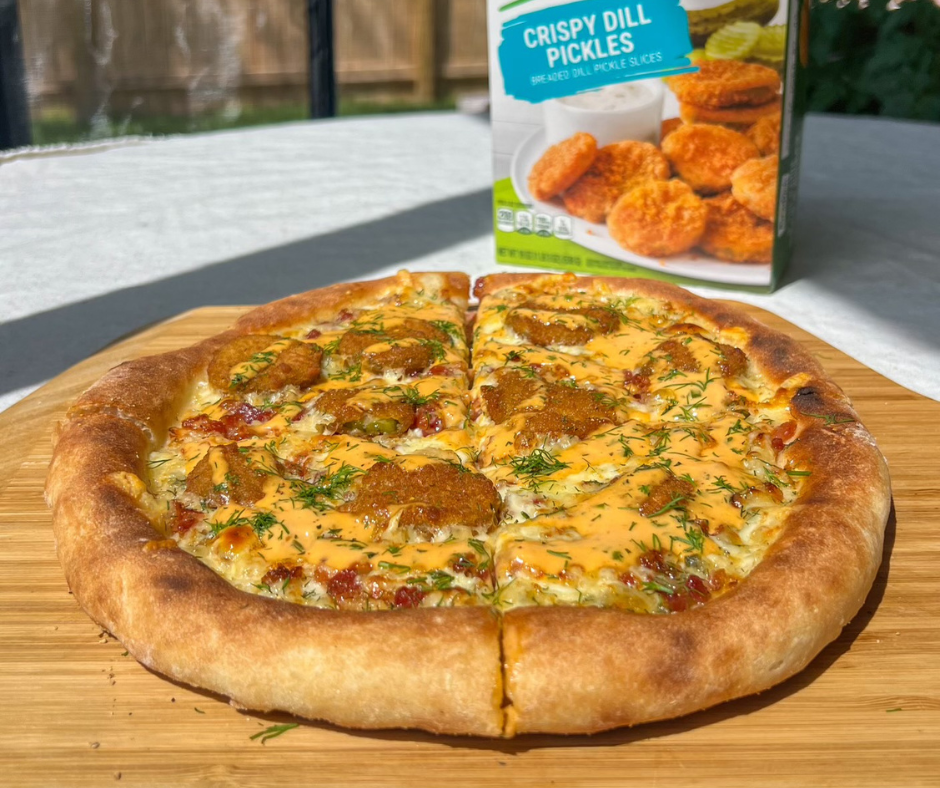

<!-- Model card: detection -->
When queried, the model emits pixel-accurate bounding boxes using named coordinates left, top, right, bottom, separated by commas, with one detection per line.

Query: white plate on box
left=509, top=128, right=772, bottom=287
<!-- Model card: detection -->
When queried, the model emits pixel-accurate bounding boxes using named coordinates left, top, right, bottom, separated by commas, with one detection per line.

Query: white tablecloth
left=1, top=111, right=938, bottom=413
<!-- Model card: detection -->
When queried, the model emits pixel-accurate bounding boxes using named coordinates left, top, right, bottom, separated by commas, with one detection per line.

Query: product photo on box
left=488, top=0, right=806, bottom=291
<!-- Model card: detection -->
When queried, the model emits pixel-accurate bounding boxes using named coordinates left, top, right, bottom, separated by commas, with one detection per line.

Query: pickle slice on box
left=705, top=21, right=762, bottom=61
left=752, top=25, right=787, bottom=59
left=687, top=0, right=779, bottom=46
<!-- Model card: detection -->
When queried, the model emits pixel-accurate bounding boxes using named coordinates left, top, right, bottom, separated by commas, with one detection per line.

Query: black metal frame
left=0, top=0, right=30, bottom=149
left=308, top=0, right=336, bottom=119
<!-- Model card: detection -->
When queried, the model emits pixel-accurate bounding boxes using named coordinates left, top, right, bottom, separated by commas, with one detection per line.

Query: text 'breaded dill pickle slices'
left=705, top=21, right=762, bottom=61
left=686, top=0, right=779, bottom=45
left=752, top=24, right=787, bottom=59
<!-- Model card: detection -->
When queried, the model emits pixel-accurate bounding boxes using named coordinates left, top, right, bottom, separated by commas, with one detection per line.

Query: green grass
left=29, top=96, right=459, bottom=146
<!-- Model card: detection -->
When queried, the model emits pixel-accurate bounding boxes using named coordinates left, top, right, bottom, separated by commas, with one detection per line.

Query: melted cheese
left=149, top=277, right=806, bottom=613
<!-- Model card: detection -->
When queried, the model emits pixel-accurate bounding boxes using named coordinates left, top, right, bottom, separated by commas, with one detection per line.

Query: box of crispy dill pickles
left=487, top=0, right=808, bottom=291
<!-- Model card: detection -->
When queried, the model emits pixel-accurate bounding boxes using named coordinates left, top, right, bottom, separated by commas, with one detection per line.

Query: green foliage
left=807, top=0, right=940, bottom=120
left=29, top=97, right=457, bottom=146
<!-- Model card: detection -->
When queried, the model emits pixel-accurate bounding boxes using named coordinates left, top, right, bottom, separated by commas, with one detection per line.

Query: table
left=1, top=111, right=939, bottom=419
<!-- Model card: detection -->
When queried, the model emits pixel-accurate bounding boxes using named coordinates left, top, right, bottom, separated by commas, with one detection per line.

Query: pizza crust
left=477, top=273, right=890, bottom=734
left=46, top=271, right=890, bottom=738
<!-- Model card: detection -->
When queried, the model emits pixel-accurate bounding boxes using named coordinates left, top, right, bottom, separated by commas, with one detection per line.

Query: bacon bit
left=262, top=564, right=305, bottom=587
left=690, top=517, right=711, bottom=534
left=305, top=328, right=322, bottom=340
left=623, top=370, right=651, bottom=398
left=179, top=414, right=227, bottom=435
left=214, top=416, right=253, bottom=441
left=451, top=553, right=490, bottom=581
left=337, top=309, right=354, bottom=322
left=451, top=554, right=477, bottom=576
left=709, top=569, right=736, bottom=593
left=170, top=502, right=202, bottom=534
left=224, top=400, right=275, bottom=423
left=770, top=420, right=797, bottom=452
left=428, top=364, right=463, bottom=378
left=686, top=574, right=711, bottom=603
left=656, top=575, right=713, bottom=612
left=311, top=565, right=333, bottom=586
left=414, top=404, right=444, bottom=436
left=326, top=568, right=362, bottom=603
left=662, top=592, right=691, bottom=613
left=639, top=550, right=669, bottom=574
left=179, top=406, right=272, bottom=441
left=619, top=572, right=638, bottom=588
left=393, top=586, right=427, bottom=609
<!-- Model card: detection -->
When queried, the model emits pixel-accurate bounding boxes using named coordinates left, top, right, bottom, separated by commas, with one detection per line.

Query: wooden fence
left=18, top=0, right=488, bottom=122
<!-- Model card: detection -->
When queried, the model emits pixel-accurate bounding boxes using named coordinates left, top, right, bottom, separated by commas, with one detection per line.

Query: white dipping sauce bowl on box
left=543, top=79, right=664, bottom=148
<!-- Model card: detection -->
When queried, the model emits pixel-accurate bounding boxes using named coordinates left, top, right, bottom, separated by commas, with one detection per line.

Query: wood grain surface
left=1, top=304, right=938, bottom=787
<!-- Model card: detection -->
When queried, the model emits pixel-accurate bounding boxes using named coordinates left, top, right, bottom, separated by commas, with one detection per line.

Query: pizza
left=46, top=272, right=890, bottom=737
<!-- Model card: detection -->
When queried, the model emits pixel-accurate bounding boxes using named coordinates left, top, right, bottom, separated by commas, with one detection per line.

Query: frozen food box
left=487, top=0, right=807, bottom=291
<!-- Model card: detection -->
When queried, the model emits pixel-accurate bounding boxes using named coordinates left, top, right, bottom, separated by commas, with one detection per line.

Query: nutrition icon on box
left=488, top=0, right=806, bottom=291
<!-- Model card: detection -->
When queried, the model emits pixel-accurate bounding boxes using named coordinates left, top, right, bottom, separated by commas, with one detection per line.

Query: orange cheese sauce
left=149, top=278, right=804, bottom=613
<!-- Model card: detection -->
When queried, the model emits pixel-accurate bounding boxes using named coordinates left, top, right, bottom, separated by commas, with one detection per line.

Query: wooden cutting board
left=1, top=304, right=938, bottom=788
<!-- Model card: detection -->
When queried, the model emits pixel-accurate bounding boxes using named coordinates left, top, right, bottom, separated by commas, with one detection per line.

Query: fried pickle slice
left=661, top=117, right=683, bottom=142
left=505, top=302, right=620, bottom=347
left=699, top=193, right=774, bottom=263
left=679, top=98, right=782, bottom=127
left=208, top=335, right=323, bottom=394
left=662, top=123, right=759, bottom=194
left=731, top=155, right=778, bottom=222
left=562, top=141, right=670, bottom=223
left=667, top=60, right=781, bottom=109
left=747, top=112, right=781, bottom=155
left=607, top=180, right=708, bottom=258
left=341, top=462, right=500, bottom=540
left=528, top=132, right=598, bottom=202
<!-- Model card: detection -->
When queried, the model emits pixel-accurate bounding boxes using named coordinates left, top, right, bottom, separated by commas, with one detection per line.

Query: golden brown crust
left=48, top=272, right=890, bottom=738
left=475, top=274, right=890, bottom=734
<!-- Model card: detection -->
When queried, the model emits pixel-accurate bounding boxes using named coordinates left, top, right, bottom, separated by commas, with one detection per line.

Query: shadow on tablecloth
left=781, top=115, right=940, bottom=354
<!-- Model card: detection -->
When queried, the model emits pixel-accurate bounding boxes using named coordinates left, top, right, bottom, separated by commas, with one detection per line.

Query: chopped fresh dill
left=507, top=449, right=569, bottom=490
left=250, top=723, right=299, bottom=744
left=289, top=465, right=363, bottom=511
